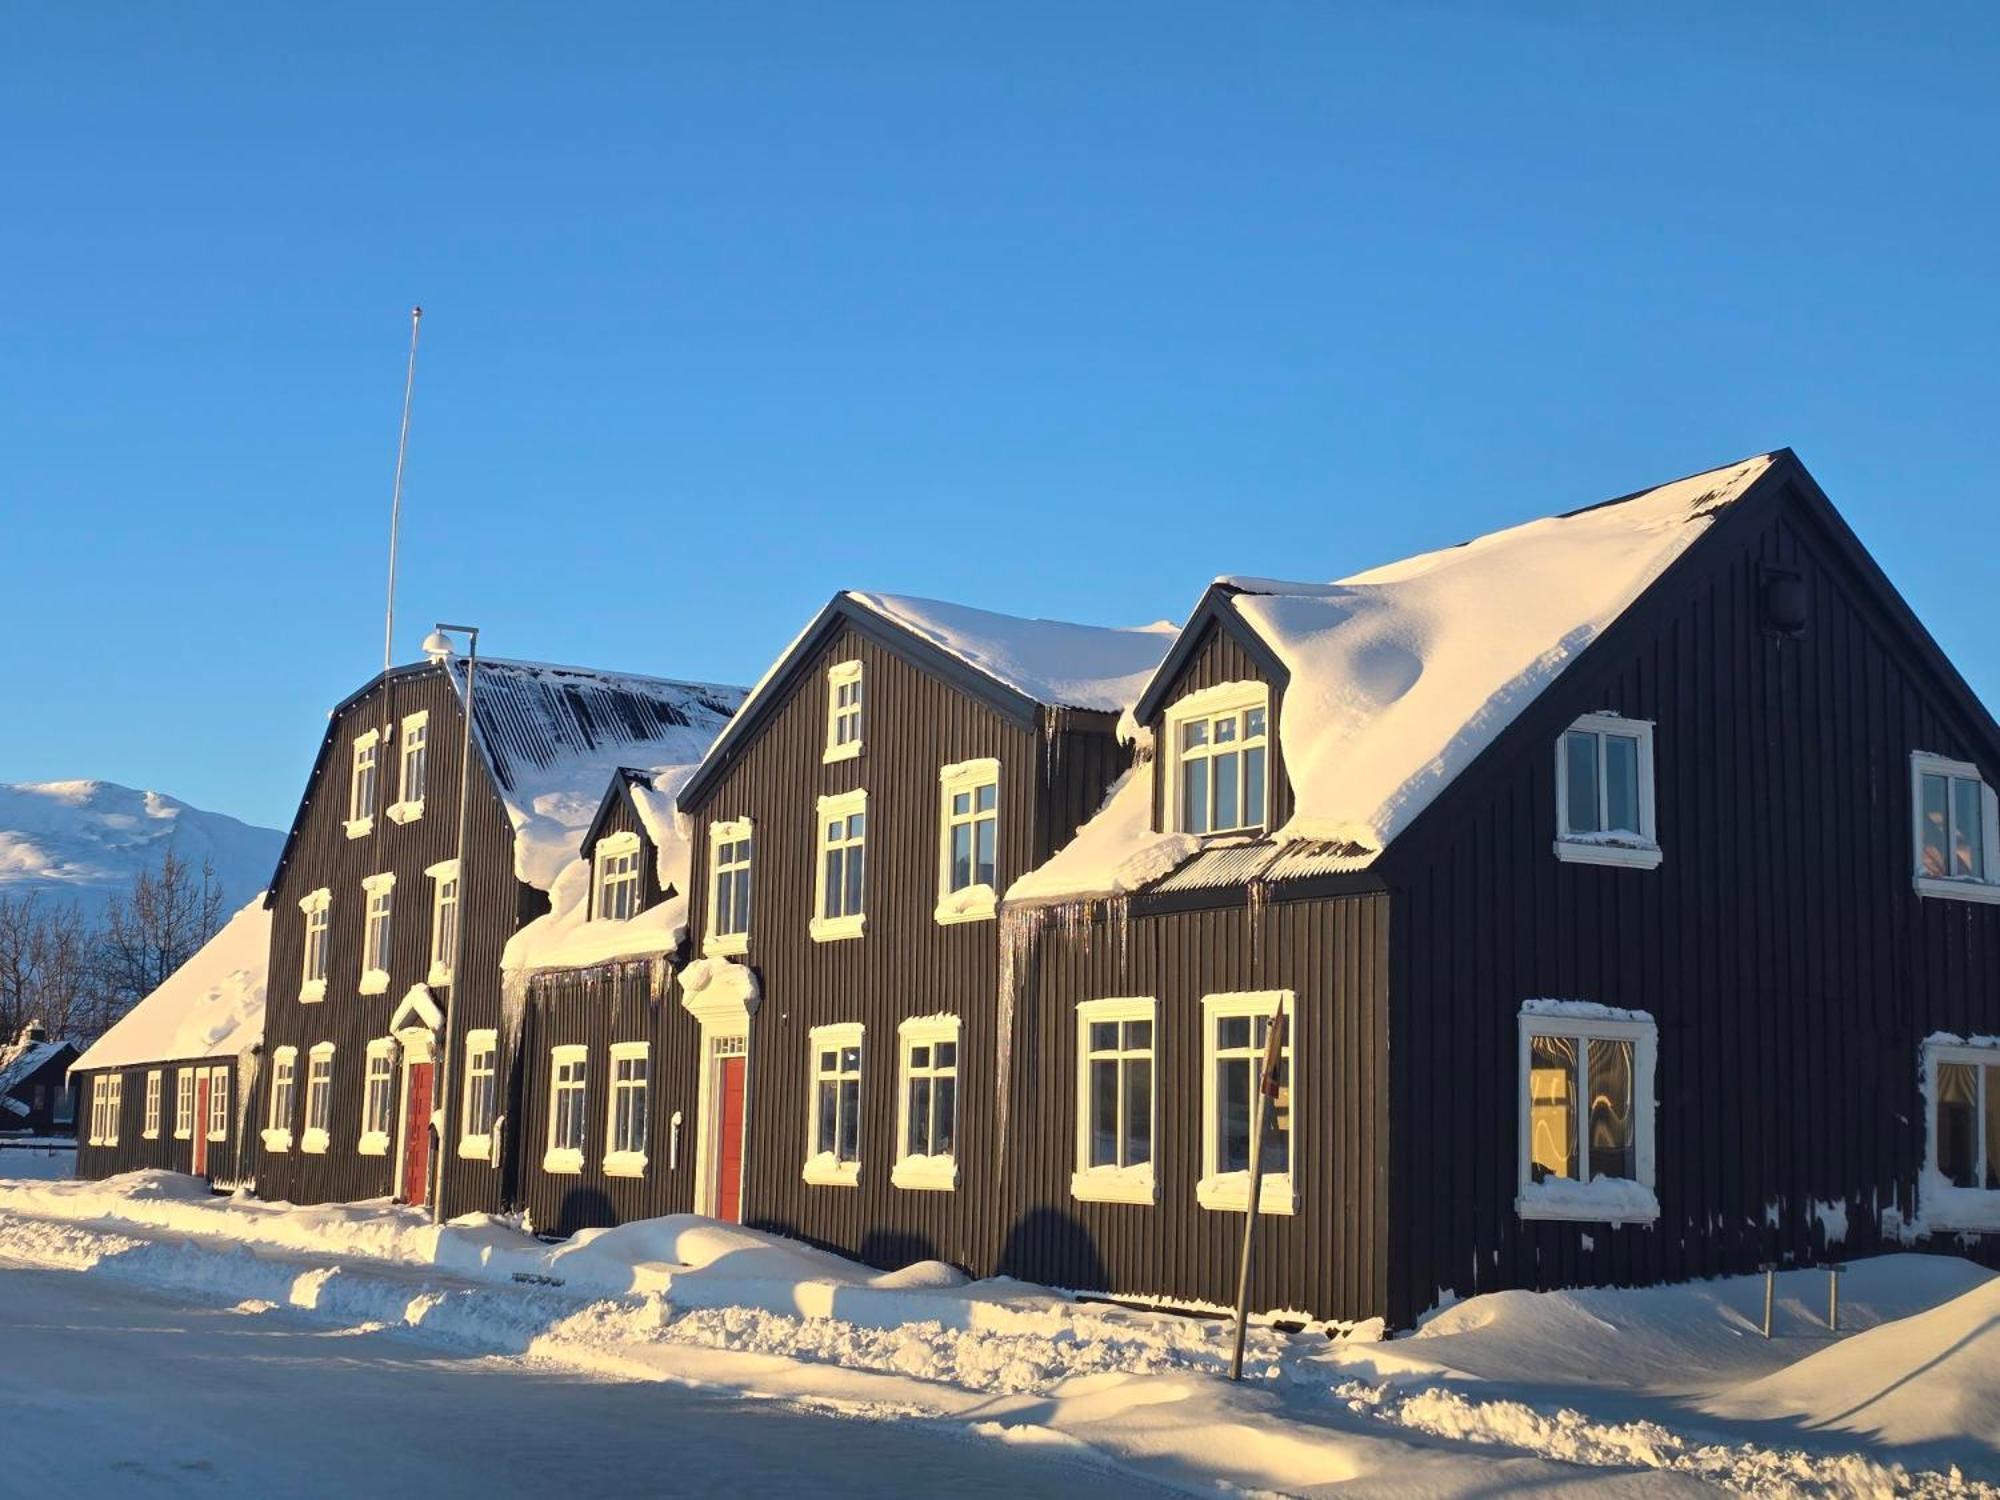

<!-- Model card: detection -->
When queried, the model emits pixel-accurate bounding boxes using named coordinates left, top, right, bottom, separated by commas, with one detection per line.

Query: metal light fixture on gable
left=421, top=629, right=455, bottom=663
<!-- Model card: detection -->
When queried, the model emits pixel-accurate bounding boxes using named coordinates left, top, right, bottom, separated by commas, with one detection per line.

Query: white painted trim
left=456, top=1027, right=498, bottom=1160
left=811, top=789, right=868, bottom=942
left=204, top=1065, right=229, bottom=1143
left=1197, top=990, right=1296, bottom=1215
left=593, top=830, right=644, bottom=922
left=1552, top=839, right=1666, bottom=870
left=300, top=1042, right=335, bottom=1152
left=1071, top=996, right=1158, bottom=1206
left=1514, top=1004, right=1659, bottom=1224
left=603, top=1040, right=651, bottom=1174
left=691, top=1030, right=750, bottom=1219
left=427, top=860, right=460, bottom=986
left=1162, top=680, right=1272, bottom=837
left=823, top=658, right=865, bottom=763
left=346, top=729, right=381, bottom=838
left=1921, top=1036, right=2000, bottom=1232
left=936, top=757, right=1000, bottom=925
left=357, top=1036, right=398, bottom=1155
left=1554, top=712, right=1661, bottom=868
left=391, top=708, right=430, bottom=820
left=263, top=1046, right=297, bottom=1152
left=173, top=1068, right=194, bottom=1141
left=544, top=1043, right=589, bottom=1172
left=362, top=871, right=398, bottom=893
left=391, top=1028, right=437, bottom=1204
left=1910, top=750, right=2000, bottom=900
left=704, top=816, right=754, bottom=956
left=892, top=1015, right=960, bottom=1192
left=142, top=1070, right=162, bottom=1140
left=804, top=1022, right=864, bottom=1186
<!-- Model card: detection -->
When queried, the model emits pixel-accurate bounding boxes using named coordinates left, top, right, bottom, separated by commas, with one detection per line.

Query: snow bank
left=71, top=897, right=269, bottom=1073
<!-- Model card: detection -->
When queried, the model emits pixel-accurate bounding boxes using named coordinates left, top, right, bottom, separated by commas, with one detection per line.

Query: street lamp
left=425, top=622, right=479, bottom=1225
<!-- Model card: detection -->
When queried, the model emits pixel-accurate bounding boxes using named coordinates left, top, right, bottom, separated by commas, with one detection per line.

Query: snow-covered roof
left=0, top=1037, right=71, bottom=1106
left=72, top=897, right=270, bottom=1074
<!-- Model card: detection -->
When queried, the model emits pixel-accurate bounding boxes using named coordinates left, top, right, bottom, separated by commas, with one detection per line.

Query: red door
left=715, top=1056, right=746, bottom=1224
left=402, top=1062, right=434, bottom=1206
left=192, top=1076, right=210, bottom=1177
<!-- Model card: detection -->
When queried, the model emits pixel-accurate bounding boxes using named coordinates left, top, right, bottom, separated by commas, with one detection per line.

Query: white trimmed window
left=299, top=888, right=331, bottom=1002
left=143, top=1070, right=162, bottom=1139
left=427, top=860, right=459, bottom=986
left=706, top=818, right=753, bottom=956
left=936, top=759, right=999, bottom=924
left=1912, top=753, right=2000, bottom=904
left=346, top=728, right=380, bottom=837
left=359, top=1039, right=397, bottom=1155
left=360, top=874, right=395, bottom=994
left=545, top=1045, right=589, bottom=1173
left=206, top=1066, right=229, bottom=1142
left=1923, top=1037, right=2000, bottom=1230
left=1072, top=997, right=1157, bottom=1205
left=1516, top=1003, right=1659, bottom=1224
left=89, top=1074, right=121, bottom=1147
left=1555, top=713, right=1661, bottom=868
left=811, top=789, right=867, bottom=942
left=593, top=831, right=643, bottom=922
left=302, top=1044, right=335, bottom=1153
left=1198, top=991, right=1294, bottom=1214
left=605, top=1042, right=650, bottom=1177
left=804, top=1023, right=864, bottom=1186
left=174, top=1068, right=195, bottom=1140
left=459, top=1029, right=498, bottom=1160
left=264, top=1047, right=297, bottom=1151
left=1165, top=683, right=1270, bottom=836
left=388, top=709, right=429, bottom=821
left=824, top=658, right=864, bottom=763
left=893, top=1016, right=959, bottom=1191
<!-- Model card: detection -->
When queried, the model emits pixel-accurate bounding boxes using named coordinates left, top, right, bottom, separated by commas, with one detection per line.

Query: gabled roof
left=0, top=1037, right=77, bottom=1113
left=265, top=658, right=745, bottom=899
left=73, top=897, right=270, bottom=1074
left=679, top=592, right=1178, bottom=810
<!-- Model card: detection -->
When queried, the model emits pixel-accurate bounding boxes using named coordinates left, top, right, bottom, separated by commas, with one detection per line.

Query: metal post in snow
left=1828, top=1264, right=1846, bottom=1332
left=429, top=624, right=479, bottom=1226
left=1230, top=995, right=1287, bottom=1382
left=1761, top=1264, right=1776, bottom=1339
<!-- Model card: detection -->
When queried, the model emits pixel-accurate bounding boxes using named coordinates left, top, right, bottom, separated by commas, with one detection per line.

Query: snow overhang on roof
left=72, top=897, right=271, bottom=1074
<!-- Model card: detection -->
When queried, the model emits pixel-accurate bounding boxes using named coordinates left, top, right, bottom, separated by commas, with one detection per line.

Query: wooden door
left=402, top=1062, right=434, bottom=1206
left=192, top=1075, right=210, bottom=1177
left=715, top=1055, right=746, bottom=1224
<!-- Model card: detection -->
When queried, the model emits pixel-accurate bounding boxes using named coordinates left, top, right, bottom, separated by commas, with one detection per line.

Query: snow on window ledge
left=261, top=1128, right=292, bottom=1153
left=891, top=1154, right=958, bottom=1192
left=704, top=929, right=749, bottom=959
left=1516, top=1175, right=1660, bottom=1225
left=542, top=1147, right=584, bottom=1176
left=301, top=1127, right=331, bottom=1156
left=802, top=1152, right=861, bottom=1188
left=357, top=1130, right=390, bottom=1157
left=809, top=913, right=866, bottom=944
left=426, top=961, right=453, bottom=989
left=458, top=1133, right=492, bottom=1162
left=1918, top=1170, right=2000, bottom=1233
left=1914, top=874, right=2000, bottom=906
left=385, top=799, right=425, bottom=826
left=299, top=978, right=327, bottom=1004
left=934, top=885, right=997, bottom=927
left=1196, top=1172, right=1296, bottom=1216
left=602, top=1150, right=648, bottom=1180
left=1071, top=1166, right=1156, bottom=1206
left=359, top=968, right=391, bottom=997
left=343, top=816, right=375, bottom=840
left=823, top=739, right=863, bottom=766
left=1554, top=833, right=1663, bottom=870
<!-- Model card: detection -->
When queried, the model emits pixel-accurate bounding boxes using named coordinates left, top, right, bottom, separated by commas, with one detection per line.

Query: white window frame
left=824, top=658, right=864, bottom=763
left=143, top=1070, right=162, bottom=1140
left=803, top=1022, right=864, bottom=1186
left=604, top=1041, right=651, bottom=1178
left=892, top=1015, right=960, bottom=1192
left=263, top=1047, right=297, bottom=1152
left=592, top=830, right=644, bottom=922
left=1921, top=1036, right=2000, bottom=1231
left=1910, top=753, right=2000, bottom=905
left=345, top=728, right=380, bottom=838
left=173, top=1068, right=195, bottom=1140
left=298, top=888, right=331, bottom=1003
left=935, top=758, right=1000, bottom=925
left=810, top=789, right=868, bottom=942
left=360, top=873, right=395, bottom=994
left=427, top=859, right=459, bottom=987
left=1072, top=997, right=1158, bottom=1206
left=89, top=1074, right=121, bottom=1147
left=387, top=709, right=429, bottom=823
left=544, top=1044, right=589, bottom=1174
left=205, top=1065, right=229, bottom=1143
left=359, top=1038, right=398, bottom=1155
left=1163, top=681, right=1272, bottom=837
left=1515, top=1004, right=1659, bottom=1224
left=302, top=1043, right=335, bottom=1154
left=1554, top=712, right=1662, bottom=869
left=705, top=817, right=754, bottom=957
left=1197, top=990, right=1296, bottom=1215
left=458, top=1029, right=499, bottom=1160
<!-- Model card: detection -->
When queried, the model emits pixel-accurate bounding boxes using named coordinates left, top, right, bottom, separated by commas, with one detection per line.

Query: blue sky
left=3, top=3, right=1996, bottom=831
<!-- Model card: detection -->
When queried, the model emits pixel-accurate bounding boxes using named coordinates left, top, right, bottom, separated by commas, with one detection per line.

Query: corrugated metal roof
left=1149, top=836, right=1375, bottom=894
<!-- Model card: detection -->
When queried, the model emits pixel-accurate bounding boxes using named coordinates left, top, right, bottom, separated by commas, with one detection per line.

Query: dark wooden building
left=0, top=1024, right=80, bottom=1137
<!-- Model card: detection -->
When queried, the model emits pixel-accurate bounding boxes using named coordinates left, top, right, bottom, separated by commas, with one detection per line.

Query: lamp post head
left=420, top=628, right=455, bottom=663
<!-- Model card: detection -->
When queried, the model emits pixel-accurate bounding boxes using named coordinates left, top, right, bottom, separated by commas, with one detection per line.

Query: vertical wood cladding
left=995, top=891, right=1391, bottom=1321
left=1382, top=481, right=2000, bottom=1326
left=1144, top=619, right=1293, bottom=831
left=72, top=1059, right=247, bottom=1186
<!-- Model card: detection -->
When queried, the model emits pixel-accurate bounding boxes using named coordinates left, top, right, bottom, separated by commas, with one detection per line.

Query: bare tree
left=0, top=892, right=105, bottom=1043
left=97, top=849, right=226, bottom=1025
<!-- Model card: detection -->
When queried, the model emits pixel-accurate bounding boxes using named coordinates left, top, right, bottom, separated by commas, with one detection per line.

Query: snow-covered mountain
left=0, top=781, right=283, bottom=918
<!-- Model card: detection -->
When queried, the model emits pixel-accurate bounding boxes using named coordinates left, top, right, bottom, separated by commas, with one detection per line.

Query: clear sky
left=3, top=3, right=1996, bottom=831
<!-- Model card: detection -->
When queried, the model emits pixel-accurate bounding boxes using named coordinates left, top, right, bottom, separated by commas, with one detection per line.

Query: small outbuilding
left=0, top=1022, right=81, bottom=1136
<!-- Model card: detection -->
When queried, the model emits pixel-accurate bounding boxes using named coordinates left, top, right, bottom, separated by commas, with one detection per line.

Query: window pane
left=1088, top=1021, right=1117, bottom=1054
left=1588, top=1039, right=1635, bottom=1181
left=1604, top=735, right=1640, bottom=834
left=935, top=1076, right=956, bottom=1155
left=1123, top=1019, right=1149, bottom=1051
left=907, top=1077, right=931, bottom=1156
left=1090, top=1059, right=1119, bottom=1167
left=844, top=845, right=865, bottom=914
left=824, top=851, right=843, bottom=917
left=1213, top=752, right=1239, bottom=831
left=1246, top=706, right=1266, bottom=739
left=1125, top=1056, right=1151, bottom=1166
left=936, top=1041, right=956, bottom=1070
left=1219, top=1015, right=1251, bottom=1052
left=1953, top=776, right=1985, bottom=879
left=975, top=819, right=996, bottom=888
left=1218, top=1056, right=1251, bottom=1173
left=1245, top=746, right=1267, bottom=828
left=952, top=790, right=970, bottom=817
left=1182, top=759, right=1208, bottom=834
left=950, top=824, right=972, bottom=892
left=817, top=1080, right=837, bottom=1156
left=837, top=1079, right=861, bottom=1161
left=1564, top=732, right=1601, bottom=834
left=1214, top=716, right=1236, bottom=744
left=1922, top=773, right=1950, bottom=877
left=1528, top=1034, right=1577, bottom=1183
left=1181, top=720, right=1208, bottom=750
left=1938, top=1062, right=1978, bottom=1187
left=976, top=783, right=996, bottom=813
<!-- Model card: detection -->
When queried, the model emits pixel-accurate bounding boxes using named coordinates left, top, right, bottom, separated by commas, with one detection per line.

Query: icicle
left=233, top=1044, right=262, bottom=1177
left=993, top=903, right=1050, bottom=1191
left=1246, top=878, right=1268, bottom=983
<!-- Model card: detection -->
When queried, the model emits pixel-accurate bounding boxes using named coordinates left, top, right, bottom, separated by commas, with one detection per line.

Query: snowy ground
left=0, top=1172, right=1995, bottom=1498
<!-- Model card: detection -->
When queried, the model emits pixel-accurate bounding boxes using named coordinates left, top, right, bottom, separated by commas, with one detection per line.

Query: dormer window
left=593, top=832, right=643, bottom=922
left=1165, top=684, right=1269, bottom=836
left=1554, top=714, right=1661, bottom=869
left=346, top=729, right=380, bottom=838
left=825, top=659, right=864, bottom=763
left=1912, top=753, right=2000, bottom=904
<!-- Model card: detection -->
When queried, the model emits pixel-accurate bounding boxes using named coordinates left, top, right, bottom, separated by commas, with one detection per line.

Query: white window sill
left=809, top=913, right=866, bottom=944
left=891, top=1155, right=958, bottom=1192
left=1913, top=874, right=2000, bottom=906
left=1196, top=1172, right=1296, bottom=1216
left=426, top=962, right=453, bottom=989
left=603, top=1151, right=649, bottom=1179
left=359, top=969, right=391, bottom=996
left=1516, top=1177, right=1660, bottom=1225
left=173, top=1130, right=192, bottom=1143
left=386, top=799, right=425, bottom=825
left=458, top=1134, right=492, bottom=1162
left=301, top=1128, right=331, bottom=1155
left=543, top=1147, right=584, bottom=1175
left=357, top=1131, right=390, bottom=1157
left=802, top=1154, right=861, bottom=1187
left=344, top=816, right=375, bottom=840
left=704, top=931, right=749, bottom=958
left=299, top=979, right=327, bottom=1004
left=823, top=740, right=863, bottom=765
left=1553, top=837, right=1663, bottom=870
left=206, top=1131, right=227, bottom=1145
left=261, top=1128, right=292, bottom=1153
left=934, top=887, right=997, bottom=926
left=1920, top=1174, right=2000, bottom=1232
left=1070, top=1168, right=1156, bottom=1206
left=142, top=1130, right=160, bottom=1142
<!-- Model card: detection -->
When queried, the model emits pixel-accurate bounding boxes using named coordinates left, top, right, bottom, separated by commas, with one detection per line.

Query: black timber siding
left=1145, top=618, right=1293, bottom=832
left=72, top=1058, right=249, bottom=1186
left=2, top=1047, right=78, bottom=1135
left=1381, top=479, right=2000, bottom=1327
left=258, top=668, right=537, bottom=1214
left=994, top=891, right=1391, bottom=1321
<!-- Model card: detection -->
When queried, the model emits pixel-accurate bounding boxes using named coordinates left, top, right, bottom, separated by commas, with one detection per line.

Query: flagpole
left=382, top=306, right=424, bottom=672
